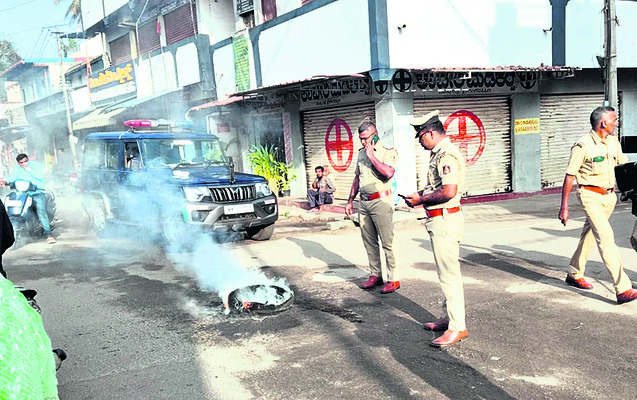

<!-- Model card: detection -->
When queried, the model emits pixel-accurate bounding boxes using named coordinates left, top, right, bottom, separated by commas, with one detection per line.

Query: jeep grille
left=209, top=185, right=256, bottom=203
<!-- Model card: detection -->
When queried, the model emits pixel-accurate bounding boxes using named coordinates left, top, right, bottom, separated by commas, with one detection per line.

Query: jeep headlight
left=255, top=182, right=272, bottom=197
left=183, top=186, right=209, bottom=202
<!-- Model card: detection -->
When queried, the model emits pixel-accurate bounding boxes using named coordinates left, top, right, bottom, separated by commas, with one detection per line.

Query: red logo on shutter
left=325, top=118, right=354, bottom=172
left=443, top=110, right=486, bottom=166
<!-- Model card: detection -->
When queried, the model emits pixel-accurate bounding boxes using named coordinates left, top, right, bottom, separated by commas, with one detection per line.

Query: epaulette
left=573, top=140, right=584, bottom=148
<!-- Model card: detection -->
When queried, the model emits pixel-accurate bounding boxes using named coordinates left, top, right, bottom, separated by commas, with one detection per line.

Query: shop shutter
left=413, top=97, right=511, bottom=197
left=302, top=103, right=375, bottom=200
left=261, top=0, right=277, bottom=22
left=109, top=34, right=132, bottom=66
left=164, top=2, right=198, bottom=45
left=539, top=93, right=605, bottom=188
left=137, top=19, right=161, bottom=55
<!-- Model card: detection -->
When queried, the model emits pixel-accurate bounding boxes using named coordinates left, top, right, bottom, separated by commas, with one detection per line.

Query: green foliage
left=247, top=145, right=296, bottom=195
left=54, top=0, right=82, bottom=23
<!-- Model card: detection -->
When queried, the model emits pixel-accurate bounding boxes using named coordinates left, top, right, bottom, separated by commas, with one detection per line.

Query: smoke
left=77, top=146, right=292, bottom=309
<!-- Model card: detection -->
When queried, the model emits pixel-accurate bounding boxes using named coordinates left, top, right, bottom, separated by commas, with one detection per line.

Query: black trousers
left=308, top=189, right=333, bottom=208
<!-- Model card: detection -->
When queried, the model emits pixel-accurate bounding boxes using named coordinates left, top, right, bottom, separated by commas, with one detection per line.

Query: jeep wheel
left=246, top=224, right=274, bottom=241
left=161, top=216, right=191, bottom=251
left=90, top=202, right=107, bottom=236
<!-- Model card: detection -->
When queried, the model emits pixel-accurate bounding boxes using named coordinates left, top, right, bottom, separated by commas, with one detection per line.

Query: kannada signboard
left=236, top=0, right=254, bottom=15
left=89, top=61, right=137, bottom=104
left=233, top=32, right=250, bottom=92
left=514, top=118, right=540, bottom=135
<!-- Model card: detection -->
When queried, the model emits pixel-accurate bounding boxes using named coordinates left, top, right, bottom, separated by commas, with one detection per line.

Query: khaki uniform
left=423, top=137, right=466, bottom=331
left=566, top=130, right=632, bottom=294
left=355, top=139, right=399, bottom=282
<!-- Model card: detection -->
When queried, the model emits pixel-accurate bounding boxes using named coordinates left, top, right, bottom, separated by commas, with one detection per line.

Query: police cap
left=410, top=110, right=441, bottom=133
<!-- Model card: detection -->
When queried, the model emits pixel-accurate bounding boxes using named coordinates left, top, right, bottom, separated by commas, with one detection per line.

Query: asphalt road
left=5, top=194, right=637, bottom=399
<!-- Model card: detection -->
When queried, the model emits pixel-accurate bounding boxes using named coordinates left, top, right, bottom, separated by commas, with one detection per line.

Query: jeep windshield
left=142, top=138, right=227, bottom=169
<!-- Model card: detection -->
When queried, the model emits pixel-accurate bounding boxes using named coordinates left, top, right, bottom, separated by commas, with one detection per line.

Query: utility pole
left=54, top=30, right=79, bottom=171
left=604, top=0, right=618, bottom=109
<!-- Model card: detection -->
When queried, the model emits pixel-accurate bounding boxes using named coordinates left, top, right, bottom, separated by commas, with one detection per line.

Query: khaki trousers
left=569, top=189, right=632, bottom=294
left=425, top=210, right=466, bottom=331
left=358, top=197, right=398, bottom=282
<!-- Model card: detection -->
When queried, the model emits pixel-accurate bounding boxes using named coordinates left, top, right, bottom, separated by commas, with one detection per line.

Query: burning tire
left=245, top=224, right=274, bottom=241
left=226, top=284, right=294, bottom=315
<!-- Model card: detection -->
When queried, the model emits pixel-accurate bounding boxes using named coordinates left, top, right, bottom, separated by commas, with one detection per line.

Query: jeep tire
left=89, top=201, right=108, bottom=237
left=246, top=223, right=274, bottom=241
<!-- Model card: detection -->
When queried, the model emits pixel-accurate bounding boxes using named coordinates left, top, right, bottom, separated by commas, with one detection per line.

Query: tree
left=54, top=0, right=81, bottom=24
left=62, top=39, right=80, bottom=57
left=0, top=39, right=22, bottom=102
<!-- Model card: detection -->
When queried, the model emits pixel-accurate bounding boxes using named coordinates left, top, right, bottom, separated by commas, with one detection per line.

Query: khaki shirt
left=424, top=137, right=464, bottom=210
left=565, top=130, right=627, bottom=188
left=354, top=138, right=398, bottom=196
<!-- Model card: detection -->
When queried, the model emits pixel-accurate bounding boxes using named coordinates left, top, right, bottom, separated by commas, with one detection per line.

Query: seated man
left=0, top=154, right=55, bottom=244
left=307, top=166, right=335, bottom=211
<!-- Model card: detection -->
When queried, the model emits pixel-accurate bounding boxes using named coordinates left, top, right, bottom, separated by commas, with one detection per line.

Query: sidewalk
left=276, top=189, right=577, bottom=233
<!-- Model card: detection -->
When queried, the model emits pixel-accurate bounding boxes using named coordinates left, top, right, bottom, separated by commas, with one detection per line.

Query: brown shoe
left=431, top=329, right=468, bottom=347
left=565, top=274, right=593, bottom=289
left=423, top=318, right=449, bottom=331
left=617, top=288, right=637, bottom=304
left=380, top=281, right=400, bottom=294
left=360, top=275, right=383, bottom=290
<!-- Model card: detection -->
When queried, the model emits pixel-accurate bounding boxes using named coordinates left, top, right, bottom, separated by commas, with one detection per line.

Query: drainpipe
left=549, top=0, right=569, bottom=66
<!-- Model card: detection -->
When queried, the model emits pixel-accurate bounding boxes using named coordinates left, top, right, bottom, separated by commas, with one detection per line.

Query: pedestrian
left=307, top=166, right=336, bottom=211
left=345, top=120, right=400, bottom=294
left=403, top=110, right=468, bottom=347
left=0, top=154, right=55, bottom=244
left=558, top=106, right=637, bottom=304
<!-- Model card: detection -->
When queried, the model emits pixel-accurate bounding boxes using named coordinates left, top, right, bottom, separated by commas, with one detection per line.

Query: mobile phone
left=371, top=134, right=379, bottom=145
left=397, top=193, right=408, bottom=199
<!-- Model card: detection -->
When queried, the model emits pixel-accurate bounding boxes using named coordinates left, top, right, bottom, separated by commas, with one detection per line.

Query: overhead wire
left=0, top=0, right=37, bottom=13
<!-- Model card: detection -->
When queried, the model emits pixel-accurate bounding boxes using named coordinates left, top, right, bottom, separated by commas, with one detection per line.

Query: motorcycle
left=3, top=179, right=57, bottom=243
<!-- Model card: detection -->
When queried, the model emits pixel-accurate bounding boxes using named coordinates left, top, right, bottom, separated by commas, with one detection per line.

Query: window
left=109, top=34, right=132, bottom=66
left=261, top=0, right=277, bottom=22
left=104, top=142, right=120, bottom=169
left=137, top=19, right=161, bottom=55
left=164, top=3, right=198, bottom=45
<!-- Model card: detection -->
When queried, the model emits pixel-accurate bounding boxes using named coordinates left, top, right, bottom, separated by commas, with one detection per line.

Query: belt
left=581, top=185, right=615, bottom=195
left=363, top=190, right=392, bottom=201
left=426, top=206, right=461, bottom=218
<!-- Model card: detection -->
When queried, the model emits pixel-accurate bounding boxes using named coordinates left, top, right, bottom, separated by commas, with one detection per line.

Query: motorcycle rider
left=0, top=154, right=56, bottom=244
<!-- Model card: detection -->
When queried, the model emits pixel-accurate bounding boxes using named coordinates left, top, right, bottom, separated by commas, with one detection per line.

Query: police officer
left=404, top=110, right=468, bottom=347
left=559, top=106, right=637, bottom=304
left=345, top=120, right=400, bottom=294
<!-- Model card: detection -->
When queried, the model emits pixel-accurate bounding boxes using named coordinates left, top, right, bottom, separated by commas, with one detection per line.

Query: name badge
left=593, top=156, right=605, bottom=162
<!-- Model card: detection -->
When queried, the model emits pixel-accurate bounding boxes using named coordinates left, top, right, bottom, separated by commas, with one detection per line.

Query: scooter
left=3, top=179, right=56, bottom=243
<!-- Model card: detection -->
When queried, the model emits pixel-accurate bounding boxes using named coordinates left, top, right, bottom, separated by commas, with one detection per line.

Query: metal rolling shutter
left=302, top=103, right=376, bottom=200
left=413, top=97, right=511, bottom=196
left=109, top=34, right=132, bottom=66
left=539, top=94, right=605, bottom=188
left=137, top=19, right=161, bottom=55
left=164, top=2, right=198, bottom=45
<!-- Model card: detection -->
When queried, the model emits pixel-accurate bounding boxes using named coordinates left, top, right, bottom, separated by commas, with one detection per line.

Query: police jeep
left=80, top=119, right=278, bottom=242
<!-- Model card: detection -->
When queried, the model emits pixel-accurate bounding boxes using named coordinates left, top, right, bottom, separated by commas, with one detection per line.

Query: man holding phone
left=403, top=110, right=467, bottom=347
left=345, top=120, right=400, bottom=294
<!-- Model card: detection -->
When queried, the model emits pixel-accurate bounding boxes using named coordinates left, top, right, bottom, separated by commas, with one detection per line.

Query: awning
left=190, top=96, right=244, bottom=111
left=72, top=106, right=128, bottom=131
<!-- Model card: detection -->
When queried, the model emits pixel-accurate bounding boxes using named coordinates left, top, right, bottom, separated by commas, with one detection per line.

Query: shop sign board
left=89, top=61, right=137, bottom=104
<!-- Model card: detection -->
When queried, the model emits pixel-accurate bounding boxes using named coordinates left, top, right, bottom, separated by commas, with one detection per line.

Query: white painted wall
left=81, top=0, right=105, bottom=31
left=566, top=0, right=637, bottom=68
left=276, top=0, right=301, bottom=16
left=213, top=44, right=237, bottom=98
left=198, top=0, right=236, bottom=45
left=387, top=0, right=551, bottom=68
left=104, top=0, right=128, bottom=16
left=258, top=0, right=371, bottom=86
